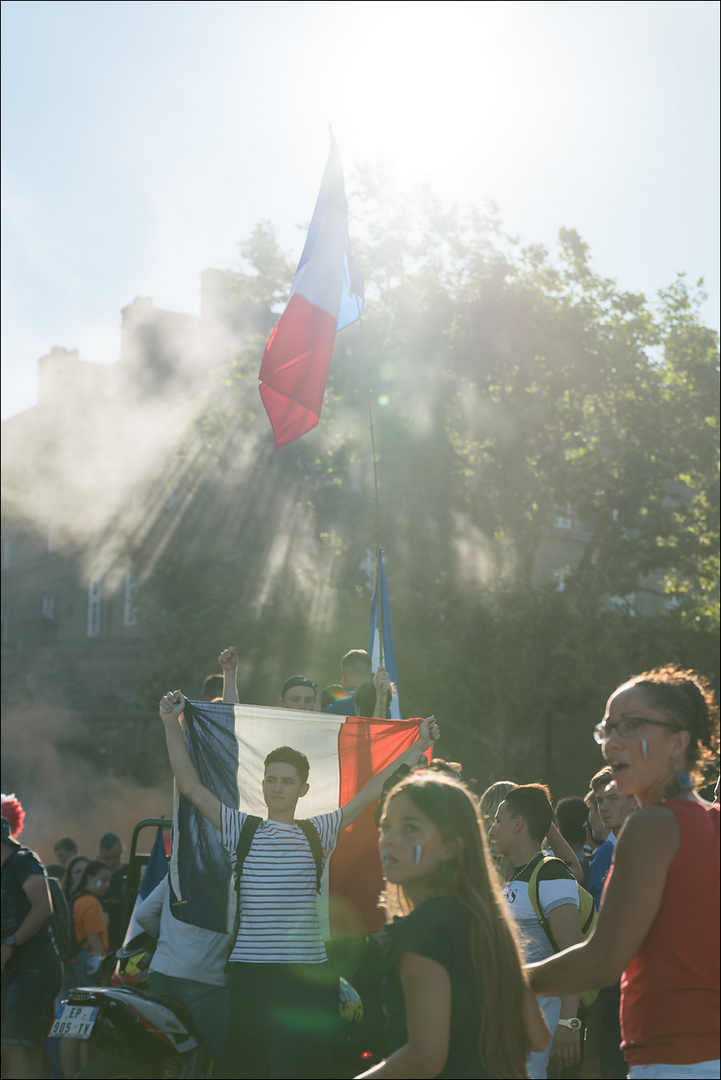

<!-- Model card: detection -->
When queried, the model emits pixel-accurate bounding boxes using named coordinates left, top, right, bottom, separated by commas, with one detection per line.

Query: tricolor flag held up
left=169, top=701, right=427, bottom=936
left=259, top=136, right=364, bottom=450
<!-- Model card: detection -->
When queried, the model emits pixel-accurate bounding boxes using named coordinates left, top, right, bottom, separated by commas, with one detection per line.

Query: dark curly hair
left=624, top=665, right=719, bottom=783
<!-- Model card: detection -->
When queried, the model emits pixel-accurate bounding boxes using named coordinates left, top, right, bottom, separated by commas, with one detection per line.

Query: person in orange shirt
left=71, top=860, right=111, bottom=985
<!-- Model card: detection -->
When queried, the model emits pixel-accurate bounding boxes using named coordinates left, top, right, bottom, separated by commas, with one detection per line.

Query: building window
left=124, top=571, right=137, bottom=627
left=41, top=591, right=56, bottom=619
left=553, top=502, right=573, bottom=529
left=87, top=581, right=102, bottom=637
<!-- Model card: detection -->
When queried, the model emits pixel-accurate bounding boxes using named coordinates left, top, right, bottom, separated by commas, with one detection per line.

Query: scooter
left=52, top=974, right=367, bottom=1079
left=51, top=980, right=211, bottom=1079
left=51, top=818, right=374, bottom=1078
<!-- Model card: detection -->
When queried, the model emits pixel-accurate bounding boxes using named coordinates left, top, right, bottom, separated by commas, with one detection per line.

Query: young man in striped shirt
left=159, top=690, right=439, bottom=1079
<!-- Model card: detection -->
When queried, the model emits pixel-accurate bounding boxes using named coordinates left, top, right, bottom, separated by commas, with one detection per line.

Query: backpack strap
left=528, top=855, right=568, bottom=953
left=228, top=815, right=263, bottom=954
left=233, top=816, right=323, bottom=898
left=529, top=856, right=600, bottom=1013
left=297, top=819, right=324, bottom=893
left=233, top=815, right=263, bottom=901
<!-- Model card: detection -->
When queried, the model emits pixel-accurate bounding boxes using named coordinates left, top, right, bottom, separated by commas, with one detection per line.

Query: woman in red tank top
left=528, top=665, right=719, bottom=1080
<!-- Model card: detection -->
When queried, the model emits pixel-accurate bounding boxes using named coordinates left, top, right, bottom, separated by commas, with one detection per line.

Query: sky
left=2, top=0, right=719, bottom=420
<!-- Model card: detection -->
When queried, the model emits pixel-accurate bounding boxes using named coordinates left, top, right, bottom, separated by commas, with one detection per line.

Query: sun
left=322, top=1, right=563, bottom=205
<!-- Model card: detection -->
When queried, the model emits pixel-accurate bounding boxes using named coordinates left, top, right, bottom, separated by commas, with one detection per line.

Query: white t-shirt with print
left=502, top=857, right=580, bottom=963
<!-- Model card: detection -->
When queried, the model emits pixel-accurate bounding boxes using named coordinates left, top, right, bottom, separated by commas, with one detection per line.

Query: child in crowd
left=158, top=689, right=440, bottom=1080
left=356, top=772, right=549, bottom=1079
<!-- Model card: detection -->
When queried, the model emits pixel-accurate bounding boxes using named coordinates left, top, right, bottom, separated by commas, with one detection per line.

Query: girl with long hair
left=528, top=665, right=720, bottom=1079
left=71, top=859, right=111, bottom=986
left=356, top=772, right=549, bottom=1079
left=61, top=855, right=89, bottom=904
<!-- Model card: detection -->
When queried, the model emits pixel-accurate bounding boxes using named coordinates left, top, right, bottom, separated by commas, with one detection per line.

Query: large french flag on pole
left=169, top=701, right=426, bottom=937
left=259, top=135, right=364, bottom=450
left=368, top=550, right=402, bottom=719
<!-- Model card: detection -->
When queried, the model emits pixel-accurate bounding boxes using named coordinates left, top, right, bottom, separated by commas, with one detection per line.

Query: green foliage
left=132, top=182, right=719, bottom=791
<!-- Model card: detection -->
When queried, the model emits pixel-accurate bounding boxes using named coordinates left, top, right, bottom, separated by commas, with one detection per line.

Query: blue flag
left=122, top=826, right=169, bottom=944
left=139, top=827, right=169, bottom=900
left=368, top=550, right=401, bottom=719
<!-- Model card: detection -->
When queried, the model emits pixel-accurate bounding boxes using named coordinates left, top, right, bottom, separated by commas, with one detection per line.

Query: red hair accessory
left=1, top=793, right=25, bottom=838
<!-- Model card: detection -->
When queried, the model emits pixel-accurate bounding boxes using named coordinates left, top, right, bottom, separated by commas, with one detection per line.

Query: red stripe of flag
left=331, top=718, right=431, bottom=935
left=258, top=295, right=337, bottom=449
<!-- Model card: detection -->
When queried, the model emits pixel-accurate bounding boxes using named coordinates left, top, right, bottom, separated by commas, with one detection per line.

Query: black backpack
left=228, top=815, right=324, bottom=951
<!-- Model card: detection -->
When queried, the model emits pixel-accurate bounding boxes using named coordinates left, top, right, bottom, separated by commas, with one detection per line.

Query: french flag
left=169, top=701, right=426, bottom=937
left=259, top=136, right=364, bottom=450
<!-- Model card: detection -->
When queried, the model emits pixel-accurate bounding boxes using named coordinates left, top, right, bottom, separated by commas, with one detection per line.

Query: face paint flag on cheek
left=413, top=845, right=423, bottom=863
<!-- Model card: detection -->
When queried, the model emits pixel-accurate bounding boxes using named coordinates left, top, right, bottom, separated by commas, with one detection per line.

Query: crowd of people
left=1, top=651, right=718, bottom=1080
left=1, top=814, right=130, bottom=1079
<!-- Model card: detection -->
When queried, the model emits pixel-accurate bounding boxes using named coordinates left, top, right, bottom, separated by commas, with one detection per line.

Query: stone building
left=1, top=270, right=251, bottom=785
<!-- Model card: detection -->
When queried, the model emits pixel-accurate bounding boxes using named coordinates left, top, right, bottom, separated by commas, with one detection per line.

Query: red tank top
left=620, top=799, right=720, bottom=1066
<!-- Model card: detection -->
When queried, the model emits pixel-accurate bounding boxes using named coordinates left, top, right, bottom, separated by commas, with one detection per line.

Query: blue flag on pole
left=368, top=550, right=401, bottom=719
left=122, top=826, right=168, bottom=944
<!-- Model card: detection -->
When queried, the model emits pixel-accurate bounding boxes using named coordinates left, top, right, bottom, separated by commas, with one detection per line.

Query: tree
left=126, top=180, right=718, bottom=792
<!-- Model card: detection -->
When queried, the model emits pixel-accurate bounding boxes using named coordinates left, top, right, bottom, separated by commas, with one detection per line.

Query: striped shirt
left=220, top=804, right=342, bottom=964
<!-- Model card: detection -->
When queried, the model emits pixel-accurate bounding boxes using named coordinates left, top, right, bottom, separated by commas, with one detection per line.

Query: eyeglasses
left=593, top=717, right=681, bottom=744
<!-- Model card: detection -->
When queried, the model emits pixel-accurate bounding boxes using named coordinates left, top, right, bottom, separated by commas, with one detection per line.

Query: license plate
left=50, top=1004, right=99, bottom=1040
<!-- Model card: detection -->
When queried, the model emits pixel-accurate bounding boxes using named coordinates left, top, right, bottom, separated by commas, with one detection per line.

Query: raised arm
left=218, top=646, right=239, bottom=704
left=159, top=691, right=222, bottom=831
left=341, top=717, right=439, bottom=829
left=546, top=823, right=583, bottom=883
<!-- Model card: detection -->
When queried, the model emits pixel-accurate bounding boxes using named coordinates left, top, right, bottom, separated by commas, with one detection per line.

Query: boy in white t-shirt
left=491, top=782, right=582, bottom=1079
left=158, top=690, right=438, bottom=1079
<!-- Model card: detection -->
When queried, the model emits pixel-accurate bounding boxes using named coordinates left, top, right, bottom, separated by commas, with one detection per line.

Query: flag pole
left=354, top=294, right=384, bottom=668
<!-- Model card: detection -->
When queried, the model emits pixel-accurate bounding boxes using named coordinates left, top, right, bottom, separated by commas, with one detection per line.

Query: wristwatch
left=557, top=1017, right=582, bottom=1032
